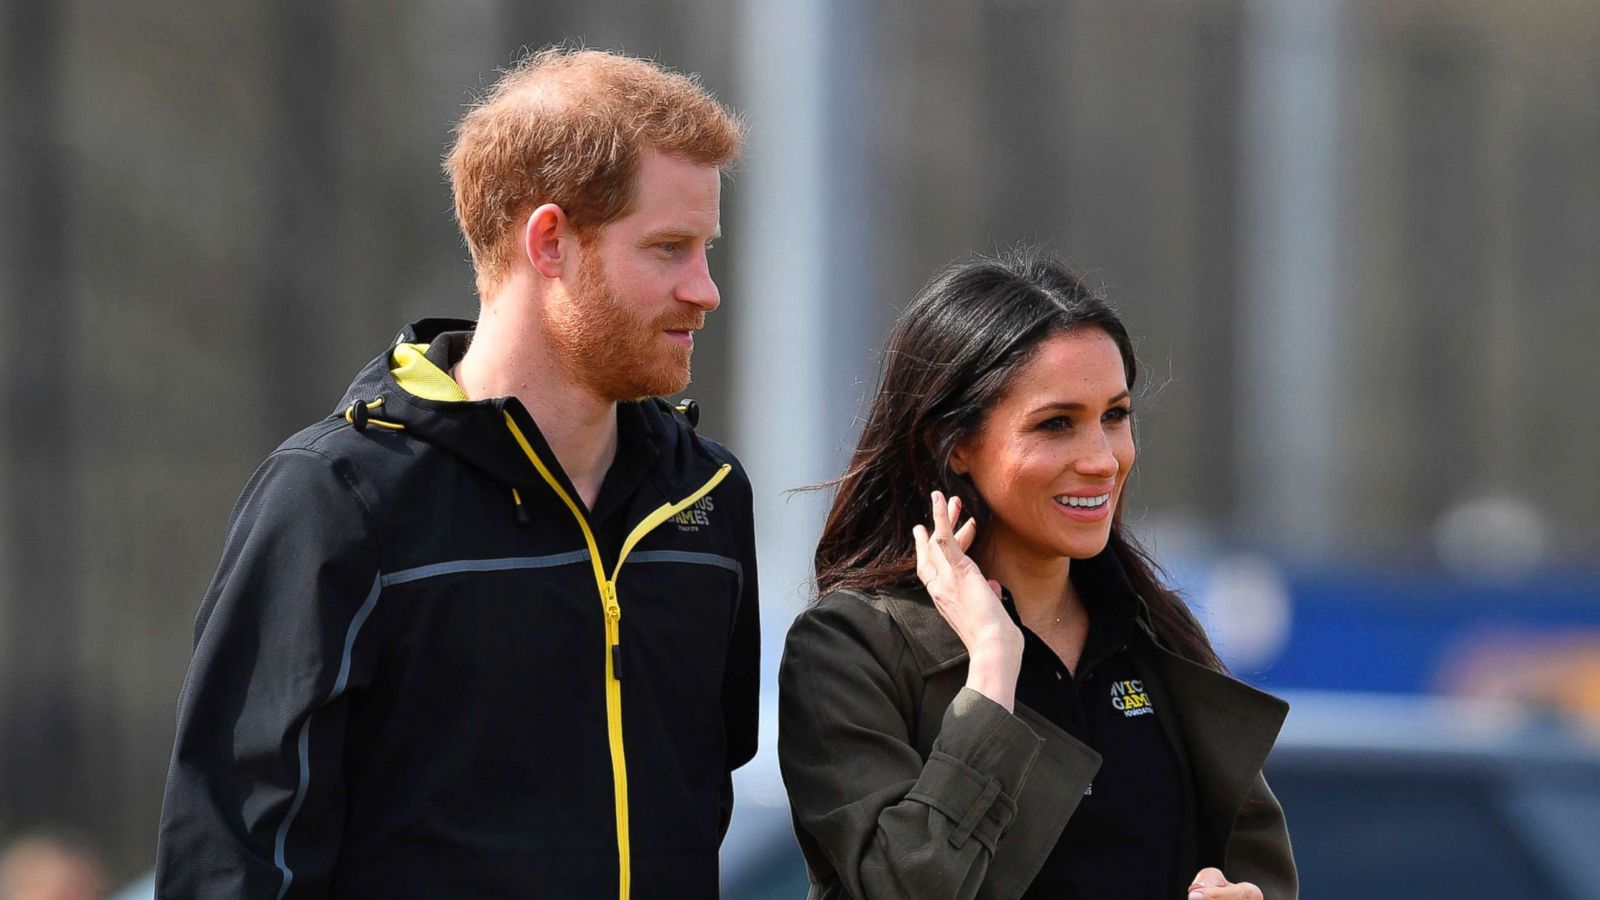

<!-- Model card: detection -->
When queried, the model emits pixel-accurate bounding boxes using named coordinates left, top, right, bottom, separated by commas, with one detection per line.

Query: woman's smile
left=1052, top=489, right=1115, bottom=520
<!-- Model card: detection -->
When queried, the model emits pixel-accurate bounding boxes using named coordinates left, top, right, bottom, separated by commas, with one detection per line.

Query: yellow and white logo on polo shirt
left=1109, top=679, right=1154, bottom=718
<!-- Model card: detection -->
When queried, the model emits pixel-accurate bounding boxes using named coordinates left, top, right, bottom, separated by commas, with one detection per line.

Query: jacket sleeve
left=155, top=448, right=381, bottom=900
left=778, top=598, right=1044, bottom=900
left=1224, top=772, right=1298, bottom=900
left=718, top=463, right=761, bottom=838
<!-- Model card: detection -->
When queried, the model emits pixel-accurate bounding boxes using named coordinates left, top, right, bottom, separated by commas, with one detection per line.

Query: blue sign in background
left=1227, top=567, right=1600, bottom=693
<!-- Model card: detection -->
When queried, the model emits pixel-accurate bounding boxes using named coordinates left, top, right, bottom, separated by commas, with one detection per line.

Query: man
left=156, top=49, right=758, bottom=899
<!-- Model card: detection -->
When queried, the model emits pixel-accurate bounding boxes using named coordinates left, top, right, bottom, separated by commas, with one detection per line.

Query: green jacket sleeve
left=1225, top=772, right=1297, bottom=900
left=778, top=595, right=1044, bottom=900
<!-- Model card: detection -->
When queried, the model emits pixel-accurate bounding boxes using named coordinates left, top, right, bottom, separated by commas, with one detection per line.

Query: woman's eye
left=1104, top=406, right=1133, bottom=424
left=1039, top=416, right=1071, bottom=431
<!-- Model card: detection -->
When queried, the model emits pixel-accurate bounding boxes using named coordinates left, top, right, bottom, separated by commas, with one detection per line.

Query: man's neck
left=453, top=302, right=619, bottom=511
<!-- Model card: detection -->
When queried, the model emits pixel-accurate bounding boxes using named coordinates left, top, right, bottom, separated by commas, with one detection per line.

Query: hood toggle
left=344, top=397, right=405, bottom=433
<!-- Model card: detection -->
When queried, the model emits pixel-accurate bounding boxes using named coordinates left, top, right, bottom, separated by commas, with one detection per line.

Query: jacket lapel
left=1144, top=642, right=1288, bottom=862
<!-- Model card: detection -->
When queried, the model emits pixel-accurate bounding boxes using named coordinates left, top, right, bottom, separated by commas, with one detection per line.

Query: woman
left=778, top=252, right=1295, bottom=900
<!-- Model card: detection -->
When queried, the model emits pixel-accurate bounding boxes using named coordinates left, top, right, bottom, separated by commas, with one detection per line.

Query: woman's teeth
left=1055, top=494, right=1110, bottom=509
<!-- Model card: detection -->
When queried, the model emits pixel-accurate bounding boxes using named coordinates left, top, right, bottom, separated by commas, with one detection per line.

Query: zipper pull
left=605, top=584, right=622, bottom=681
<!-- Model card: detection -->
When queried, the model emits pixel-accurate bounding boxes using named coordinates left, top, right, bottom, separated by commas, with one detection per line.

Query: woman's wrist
left=965, top=633, right=1022, bottom=712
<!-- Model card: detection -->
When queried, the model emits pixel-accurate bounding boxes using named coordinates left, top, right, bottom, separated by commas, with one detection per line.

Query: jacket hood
left=333, top=318, right=724, bottom=501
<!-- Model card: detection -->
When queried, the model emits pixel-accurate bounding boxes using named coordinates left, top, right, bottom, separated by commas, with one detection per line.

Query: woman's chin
left=1057, top=528, right=1113, bottom=561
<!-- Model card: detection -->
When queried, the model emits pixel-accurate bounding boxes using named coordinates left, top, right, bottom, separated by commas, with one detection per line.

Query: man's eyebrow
left=1024, top=391, right=1131, bottom=416
left=640, top=225, right=721, bottom=242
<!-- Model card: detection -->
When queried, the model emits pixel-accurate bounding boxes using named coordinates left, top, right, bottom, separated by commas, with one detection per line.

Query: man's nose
left=677, top=252, right=721, bottom=311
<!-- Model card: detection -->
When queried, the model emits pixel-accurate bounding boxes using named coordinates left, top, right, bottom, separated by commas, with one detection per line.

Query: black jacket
left=156, top=319, right=760, bottom=899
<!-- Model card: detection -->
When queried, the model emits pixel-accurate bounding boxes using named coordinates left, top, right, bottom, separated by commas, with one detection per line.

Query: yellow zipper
left=503, top=411, right=731, bottom=900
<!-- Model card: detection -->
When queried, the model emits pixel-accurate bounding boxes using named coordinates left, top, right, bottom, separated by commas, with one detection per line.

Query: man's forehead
left=619, top=154, right=722, bottom=230
left=636, top=149, right=720, bottom=185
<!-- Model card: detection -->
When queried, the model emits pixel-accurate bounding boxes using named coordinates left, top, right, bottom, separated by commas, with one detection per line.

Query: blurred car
left=721, top=691, right=1600, bottom=900
left=1264, top=690, right=1600, bottom=900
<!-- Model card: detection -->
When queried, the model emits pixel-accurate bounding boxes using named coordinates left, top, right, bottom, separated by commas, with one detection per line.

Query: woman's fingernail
left=1188, top=892, right=1205, bottom=900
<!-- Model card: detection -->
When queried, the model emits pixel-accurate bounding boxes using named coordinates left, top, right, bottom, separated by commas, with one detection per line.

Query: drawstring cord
left=344, top=397, right=405, bottom=432
left=345, top=396, right=531, bottom=525
left=344, top=396, right=533, bottom=528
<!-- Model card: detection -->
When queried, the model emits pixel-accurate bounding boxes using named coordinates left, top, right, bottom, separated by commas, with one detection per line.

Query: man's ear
left=523, top=203, right=570, bottom=279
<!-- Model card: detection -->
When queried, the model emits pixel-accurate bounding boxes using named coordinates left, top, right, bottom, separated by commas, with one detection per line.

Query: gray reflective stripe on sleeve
left=274, top=571, right=383, bottom=900
left=380, top=550, right=592, bottom=588
left=623, top=550, right=744, bottom=597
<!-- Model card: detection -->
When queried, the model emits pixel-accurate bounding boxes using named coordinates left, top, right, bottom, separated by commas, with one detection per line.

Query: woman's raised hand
left=912, top=490, right=1023, bottom=711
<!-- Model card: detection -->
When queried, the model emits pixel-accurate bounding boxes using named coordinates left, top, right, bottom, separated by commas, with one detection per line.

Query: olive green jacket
left=777, top=587, right=1297, bottom=900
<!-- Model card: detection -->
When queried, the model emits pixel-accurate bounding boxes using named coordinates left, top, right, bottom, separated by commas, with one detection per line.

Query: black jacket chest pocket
left=613, top=556, right=742, bottom=685
left=384, top=565, right=601, bottom=685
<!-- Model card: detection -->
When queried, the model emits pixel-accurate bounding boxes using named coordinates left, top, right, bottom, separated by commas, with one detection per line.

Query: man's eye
left=657, top=242, right=680, bottom=254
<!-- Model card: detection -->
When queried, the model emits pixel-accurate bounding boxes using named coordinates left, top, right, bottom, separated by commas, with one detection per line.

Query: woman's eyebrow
left=1025, top=391, right=1131, bottom=416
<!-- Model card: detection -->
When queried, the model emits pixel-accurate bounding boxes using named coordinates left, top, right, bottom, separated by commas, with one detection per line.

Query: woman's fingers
left=929, top=490, right=952, bottom=543
left=1187, top=868, right=1225, bottom=900
left=953, top=515, right=978, bottom=552
left=914, top=519, right=952, bottom=584
left=919, top=490, right=984, bottom=589
left=912, top=524, right=931, bottom=582
left=1187, top=868, right=1262, bottom=900
left=1189, top=887, right=1261, bottom=900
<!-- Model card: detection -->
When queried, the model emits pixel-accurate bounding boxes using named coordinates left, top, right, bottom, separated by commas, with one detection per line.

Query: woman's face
left=951, top=327, right=1135, bottom=566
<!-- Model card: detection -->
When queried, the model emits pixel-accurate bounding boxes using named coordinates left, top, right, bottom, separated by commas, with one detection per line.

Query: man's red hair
left=445, top=48, right=744, bottom=296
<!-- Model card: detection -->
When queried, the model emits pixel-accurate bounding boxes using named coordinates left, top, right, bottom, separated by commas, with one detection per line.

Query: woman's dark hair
left=813, top=249, right=1224, bottom=672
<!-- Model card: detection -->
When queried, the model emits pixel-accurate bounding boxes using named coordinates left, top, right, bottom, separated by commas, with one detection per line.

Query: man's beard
left=542, top=250, right=703, bottom=403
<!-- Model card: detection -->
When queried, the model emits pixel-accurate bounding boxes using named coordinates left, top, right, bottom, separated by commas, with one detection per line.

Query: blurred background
left=2, top=0, right=1598, bottom=897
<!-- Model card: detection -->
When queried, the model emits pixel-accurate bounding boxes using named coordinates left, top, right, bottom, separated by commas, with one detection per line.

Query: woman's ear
left=949, top=442, right=969, bottom=477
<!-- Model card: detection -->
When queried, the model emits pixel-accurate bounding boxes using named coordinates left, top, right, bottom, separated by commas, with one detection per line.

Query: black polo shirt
left=1004, top=552, right=1188, bottom=900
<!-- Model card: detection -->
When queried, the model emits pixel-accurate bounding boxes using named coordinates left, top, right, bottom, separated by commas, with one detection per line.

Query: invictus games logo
left=1109, top=679, right=1154, bottom=718
left=672, top=495, right=714, bottom=532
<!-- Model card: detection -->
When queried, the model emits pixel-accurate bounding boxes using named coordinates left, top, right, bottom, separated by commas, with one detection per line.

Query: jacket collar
left=334, top=318, right=722, bottom=503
